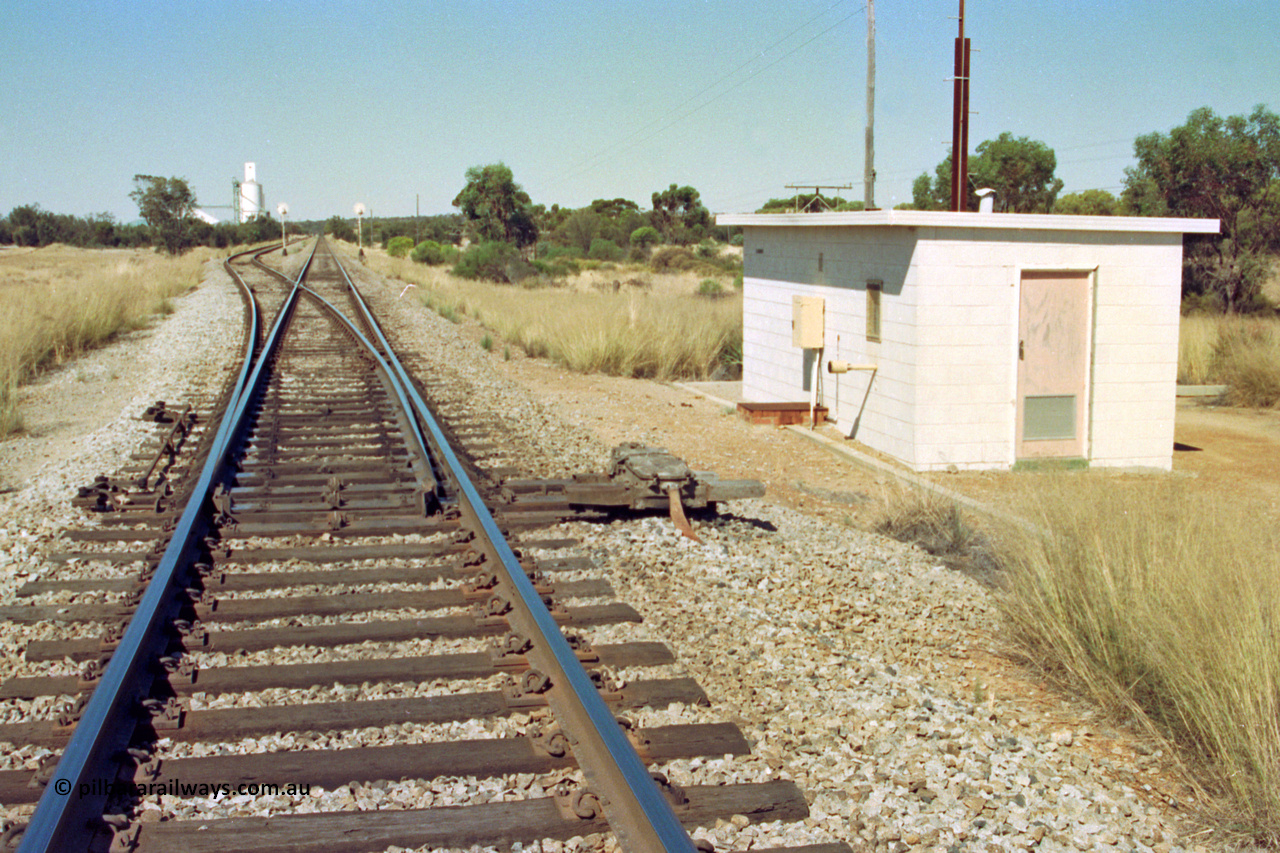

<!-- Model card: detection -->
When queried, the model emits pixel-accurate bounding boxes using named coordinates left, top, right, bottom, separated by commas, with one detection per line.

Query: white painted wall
left=735, top=218, right=1191, bottom=472
left=742, top=226, right=922, bottom=465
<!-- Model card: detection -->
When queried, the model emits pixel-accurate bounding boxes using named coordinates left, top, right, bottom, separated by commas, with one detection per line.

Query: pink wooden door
left=1016, top=271, right=1091, bottom=460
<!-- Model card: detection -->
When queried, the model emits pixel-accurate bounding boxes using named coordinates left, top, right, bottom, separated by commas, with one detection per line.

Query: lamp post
left=354, top=202, right=366, bottom=259
left=277, top=202, right=289, bottom=255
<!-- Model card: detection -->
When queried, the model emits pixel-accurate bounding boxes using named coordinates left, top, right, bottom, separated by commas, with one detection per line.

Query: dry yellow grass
left=362, top=249, right=742, bottom=381
left=0, top=244, right=217, bottom=437
left=998, top=476, right=1280, bottom=842
left=1180, top=314, right=1280, bottom=405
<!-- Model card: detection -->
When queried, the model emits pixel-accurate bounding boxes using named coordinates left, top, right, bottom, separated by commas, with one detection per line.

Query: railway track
left=0, top=238, right=848, bottom=853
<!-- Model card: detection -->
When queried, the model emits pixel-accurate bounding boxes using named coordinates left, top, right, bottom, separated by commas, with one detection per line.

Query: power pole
left=949, top=0, right=971, bottom=211
left=864, top=0, right=876, bottom=210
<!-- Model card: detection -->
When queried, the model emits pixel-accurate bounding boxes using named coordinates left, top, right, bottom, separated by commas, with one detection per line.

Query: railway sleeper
left=42, top=536, right=577, bottom=566
left=3, top=640, right=670, bottom=700
left=92, top=781, right=819, bottom=853
left=24, top=601, right=640, bottom=662
left=0, top=722, right=749, bottom=808
left=0, top=579, right=614, bottom=626
left=0, top=676, right=708, bottom=747
left=17, top=554, right=591, bottom=597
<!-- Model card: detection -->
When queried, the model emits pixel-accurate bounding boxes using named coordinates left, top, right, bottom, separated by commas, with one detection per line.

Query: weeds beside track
left=892, top=477, right=1280, bottom=844
left=362, top=251, right=742, bottom=381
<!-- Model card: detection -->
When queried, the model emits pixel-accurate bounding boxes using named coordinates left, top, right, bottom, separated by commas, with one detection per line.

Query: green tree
left=912, top=133, right=1064, bottom=212
left=325, top=215, right=356, bottom=242
left=651, top=183, right=711, bottom=244
left=588, top=237, right=624, bottom=261
left=589, top=197, right=640, bottom=219
left=912, top=157, right=956, bottom=210
left=971, top=133, right=1063, bottom=212
left=558, top=209, right=602, bottom=254
left=1053, top=189, right=1120, bottom=216
left=629, top=226, right=661, bottom=249
left=452, top=163, right=539, bottom=248
left=130, top=175, right=198, bottom=254
left=238, top=212, right=279, bottom=244
left=1122, top=105, right=1280, bottom=312
left=589, top=197, right=644, bottom=246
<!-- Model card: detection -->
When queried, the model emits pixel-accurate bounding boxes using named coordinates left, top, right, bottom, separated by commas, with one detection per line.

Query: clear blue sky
left=3, top=1, right=1277, bottom=223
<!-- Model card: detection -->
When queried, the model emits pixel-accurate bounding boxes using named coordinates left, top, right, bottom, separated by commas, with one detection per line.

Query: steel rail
left=15, top=241, right=316, bottom=853
left=289, top=283, right=440, bottom=503
left=327, top=242, right=697, bottom=853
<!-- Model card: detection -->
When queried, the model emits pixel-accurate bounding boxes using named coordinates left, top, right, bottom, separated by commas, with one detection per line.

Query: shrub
left=695, top=239, right=719, bottom=259
left=629, top=226, right=661, bottom=249
left=531, top=257, right=577, bottom=279
left=697, top=279, right=726, bottom=297
left=875, top=490, right=978, bottom=558
left=538, top=243, right=583, bottom=261
left=588, top=238, right=624, bottom=262
left=411, top=240, right=460, bottom=266
left=452, top=241, right=531, bottom=282
left=386, top=236, right=414, bottom=258
left=730, top=233, right=744, bottom=246
left=734, top=271, right=744, bottom=289
left=649, top=246, right=698, bottom=272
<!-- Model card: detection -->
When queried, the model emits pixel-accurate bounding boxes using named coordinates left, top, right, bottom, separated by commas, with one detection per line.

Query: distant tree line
left=0, top=175, right=291, bottom=254
left=22, top=105, right=1276, bottom=312
left=306, top=162, right=743, bottom=285
left=0, top=205, right=151, bottom=249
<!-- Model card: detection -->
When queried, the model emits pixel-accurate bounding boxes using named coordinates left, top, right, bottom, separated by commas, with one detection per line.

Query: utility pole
left=949, top=0, right=971, bottom=211
left=864, top=0, right=876, bottom=210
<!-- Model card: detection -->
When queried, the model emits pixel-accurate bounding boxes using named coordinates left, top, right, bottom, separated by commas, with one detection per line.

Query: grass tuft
left=875, top=487, right=978, bottom=558
left=998, top=476, right=1280, bottom=842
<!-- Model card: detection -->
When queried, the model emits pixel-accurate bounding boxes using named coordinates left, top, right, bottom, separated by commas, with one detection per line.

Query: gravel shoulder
left=0, top=250, right=1226, bottom=852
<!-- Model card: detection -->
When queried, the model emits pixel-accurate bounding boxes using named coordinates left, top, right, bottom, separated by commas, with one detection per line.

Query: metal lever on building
left=827, top=360, right=878, bottom=374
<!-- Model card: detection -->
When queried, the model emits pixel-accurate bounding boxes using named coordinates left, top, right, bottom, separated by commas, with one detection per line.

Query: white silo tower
left=238, top=162, right=264, bottom=223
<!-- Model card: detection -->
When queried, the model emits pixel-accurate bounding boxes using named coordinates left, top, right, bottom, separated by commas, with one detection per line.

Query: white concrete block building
left=715, top=210, right=1219, bottom=472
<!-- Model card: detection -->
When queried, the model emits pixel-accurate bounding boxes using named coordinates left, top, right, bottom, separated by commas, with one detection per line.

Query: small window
left=866, top=279, right=882, bottom=342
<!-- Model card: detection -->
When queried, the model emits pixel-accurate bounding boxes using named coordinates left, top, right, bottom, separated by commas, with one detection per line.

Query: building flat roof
left=715, top=209, right=1220, bottom=234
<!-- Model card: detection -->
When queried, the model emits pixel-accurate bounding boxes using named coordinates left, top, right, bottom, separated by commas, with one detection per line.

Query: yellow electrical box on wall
left=792, top=295, right=824, bottom=348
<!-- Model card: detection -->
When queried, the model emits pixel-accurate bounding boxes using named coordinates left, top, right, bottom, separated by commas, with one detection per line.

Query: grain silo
left=238, top=162, right=264, bottom=223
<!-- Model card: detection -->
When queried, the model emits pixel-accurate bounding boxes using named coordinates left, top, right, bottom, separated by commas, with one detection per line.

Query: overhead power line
left=547, top=3, right=864, bottom=192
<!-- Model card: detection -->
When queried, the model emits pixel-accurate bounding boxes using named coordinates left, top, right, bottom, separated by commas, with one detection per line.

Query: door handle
left=1019, top=339, right=1025, bottom=360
